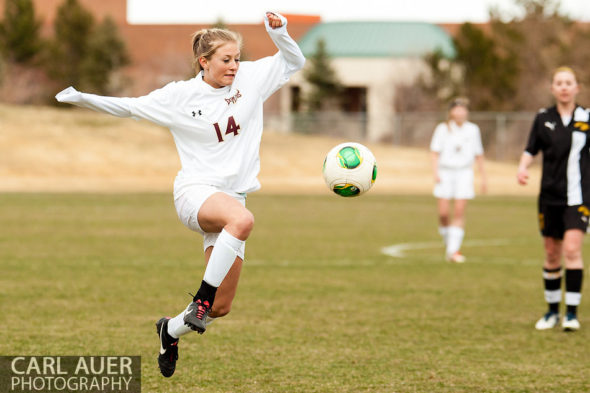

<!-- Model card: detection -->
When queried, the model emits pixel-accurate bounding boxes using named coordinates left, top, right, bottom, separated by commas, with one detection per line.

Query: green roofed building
left=297, top=21, right=455, bottom=59
left=284, top=21, right=456, bottom=141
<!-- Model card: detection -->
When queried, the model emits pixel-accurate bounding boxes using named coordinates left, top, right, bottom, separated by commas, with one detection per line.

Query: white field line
left=381, top=238, right=513, bottom=258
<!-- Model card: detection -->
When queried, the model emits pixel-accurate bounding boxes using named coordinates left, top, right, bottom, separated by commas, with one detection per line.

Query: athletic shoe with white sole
left=562, top=313, right=581, bottom=331
left=155, top=317, right=179, bottom=377
left=183, top=298, right=212, bottom=334
left=446, top=252, right=466, bottom=263
left=535, top=311, right=559, bottom=330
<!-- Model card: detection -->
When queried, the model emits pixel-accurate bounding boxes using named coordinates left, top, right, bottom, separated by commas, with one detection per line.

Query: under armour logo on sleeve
left=192, top=110, right=202, bottom=117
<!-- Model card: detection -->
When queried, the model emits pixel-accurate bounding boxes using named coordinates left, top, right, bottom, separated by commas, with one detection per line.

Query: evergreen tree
left=47, top=0, right=129, bottom=94
left=0, top=0, right=42, bottom=63
left=303, top=39, right=343, bottom=111
left=47, top=0, right=94, bottom=88
left=454, top=22, right=519, bottom=110
left=422, top=22, right=519, bottom=111
left=80, top=16, right=129, bottom=93
left=422, top=0, right=590, bottom=111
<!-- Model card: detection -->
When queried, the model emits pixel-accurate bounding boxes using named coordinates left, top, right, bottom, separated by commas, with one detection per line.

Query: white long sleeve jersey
left=56, top=17, right=305, bottom=198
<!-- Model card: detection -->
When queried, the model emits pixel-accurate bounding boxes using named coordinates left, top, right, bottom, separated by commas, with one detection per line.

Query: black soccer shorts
left=538, top=203, right=590, bottom=239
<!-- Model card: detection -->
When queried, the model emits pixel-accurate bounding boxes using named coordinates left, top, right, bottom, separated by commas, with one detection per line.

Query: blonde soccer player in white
left=56, top=12, right=305, bottom=377
left=430, top=98, right=487, bottom=263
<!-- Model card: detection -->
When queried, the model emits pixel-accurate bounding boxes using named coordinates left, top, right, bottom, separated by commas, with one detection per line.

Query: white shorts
left=174, top=185, right=246, bottom=259
left=433, top=167, right=474, bottom=200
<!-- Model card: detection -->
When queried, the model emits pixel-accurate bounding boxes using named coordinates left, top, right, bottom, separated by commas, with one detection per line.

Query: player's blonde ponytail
left=191, top=28, right=242, bottom=74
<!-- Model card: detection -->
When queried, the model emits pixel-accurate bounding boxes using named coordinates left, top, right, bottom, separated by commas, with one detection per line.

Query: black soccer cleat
left=155, top=317, right=179, bottom=378
left=183, top=298, right=212, bottom=334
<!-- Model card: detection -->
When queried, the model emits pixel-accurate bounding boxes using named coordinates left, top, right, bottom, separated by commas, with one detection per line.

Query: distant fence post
left=496, top=113, right=507, bottom=161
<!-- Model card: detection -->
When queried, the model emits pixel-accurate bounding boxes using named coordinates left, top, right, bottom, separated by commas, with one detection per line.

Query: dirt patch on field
left=0, top=104, right=540, bottom=195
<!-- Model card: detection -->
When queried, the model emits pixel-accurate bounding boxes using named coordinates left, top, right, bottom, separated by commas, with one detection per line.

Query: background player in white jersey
left=430, top=97, right=487, bottom=263
left=517, top=67, right=589, bottom=332
left=55, top=12, right=305, bottom=377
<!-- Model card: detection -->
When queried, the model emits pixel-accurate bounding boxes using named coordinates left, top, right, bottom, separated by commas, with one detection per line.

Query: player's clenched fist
left=266, top=12, right=283, bottom=28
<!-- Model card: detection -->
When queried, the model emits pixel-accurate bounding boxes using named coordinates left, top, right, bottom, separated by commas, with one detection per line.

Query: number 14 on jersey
left=213, top=116, right=241, bottom=143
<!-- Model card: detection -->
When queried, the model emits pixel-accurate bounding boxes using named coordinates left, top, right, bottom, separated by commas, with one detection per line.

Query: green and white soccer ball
left=322, top=142, right=377, bottom=197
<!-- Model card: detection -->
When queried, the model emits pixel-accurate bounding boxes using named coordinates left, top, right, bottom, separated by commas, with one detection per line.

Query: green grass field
left=1, top=193, right=589, bottom=392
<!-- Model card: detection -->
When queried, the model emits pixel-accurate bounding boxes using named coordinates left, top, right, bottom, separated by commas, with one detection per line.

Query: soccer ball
left=322, top=142, right=377, bottom=197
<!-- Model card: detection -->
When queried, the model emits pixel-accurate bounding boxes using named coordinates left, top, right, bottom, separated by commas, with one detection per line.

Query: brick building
left=0, top=0, right=319, bottom=114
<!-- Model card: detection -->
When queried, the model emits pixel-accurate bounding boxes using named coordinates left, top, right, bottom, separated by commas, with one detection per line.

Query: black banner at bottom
left=0, top=356, right=141, bottom=393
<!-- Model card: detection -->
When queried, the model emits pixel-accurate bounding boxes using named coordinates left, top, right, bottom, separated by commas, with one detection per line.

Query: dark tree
left=0, top=0, right=42, bottom=63
left=80, top=16, right=129, bottom=93
left=47, top=0, right=94, bottom=88
left=423, top=0, right=590, bottom=111
left=303, top=39, right=343, bottom=111
left=47, top=0, right=129, bottom=95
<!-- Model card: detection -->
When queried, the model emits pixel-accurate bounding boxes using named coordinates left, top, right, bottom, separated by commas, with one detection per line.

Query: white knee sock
left=438, top=226, right=449, bottom=245
left=203, top=229, right=244, bottom=287
left=446, top=226, right=464, bottom=256
left=167, top=303, right=193, bottom=339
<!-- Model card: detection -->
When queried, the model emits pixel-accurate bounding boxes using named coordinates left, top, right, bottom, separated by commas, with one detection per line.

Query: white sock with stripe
left=543, top=267, right=562, bottom=313
left=565, top=269, right=583, bottom=315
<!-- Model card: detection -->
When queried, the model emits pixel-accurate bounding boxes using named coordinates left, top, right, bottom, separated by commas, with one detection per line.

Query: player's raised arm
left=264, top=12, right=306, bottom=74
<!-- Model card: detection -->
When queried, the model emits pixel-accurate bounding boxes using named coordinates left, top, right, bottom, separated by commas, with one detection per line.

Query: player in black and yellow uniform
left=517, top=66, right=590, bottom=331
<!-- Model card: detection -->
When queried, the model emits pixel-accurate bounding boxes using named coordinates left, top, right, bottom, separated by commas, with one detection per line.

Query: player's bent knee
left=230, top=211, right=255, bottom=239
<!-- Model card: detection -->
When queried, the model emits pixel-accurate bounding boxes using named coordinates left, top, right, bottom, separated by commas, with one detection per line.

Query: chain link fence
left=392, top=112, right=536, bottom=161
left=268, top=111, right=537, bottom=162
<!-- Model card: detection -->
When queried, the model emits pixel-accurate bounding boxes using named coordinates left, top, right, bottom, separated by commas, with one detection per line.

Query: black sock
left=565, top=269, right=583, bottom=316
left=195, top=280, right=217, bottom=305
left=543, top=267, right=562, bottom=313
